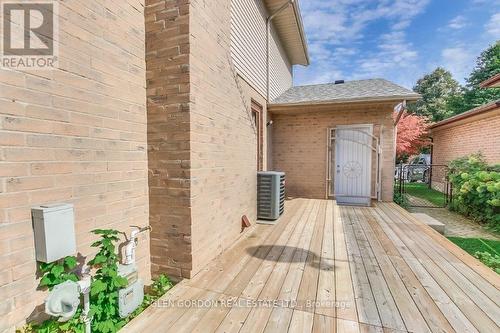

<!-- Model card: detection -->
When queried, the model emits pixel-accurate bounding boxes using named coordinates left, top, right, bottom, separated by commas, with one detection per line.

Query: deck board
left=122, top=199, right=500, bottom=333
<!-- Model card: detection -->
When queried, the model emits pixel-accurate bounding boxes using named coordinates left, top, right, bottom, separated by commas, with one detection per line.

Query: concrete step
left=411, top=213, right=445, bottom=234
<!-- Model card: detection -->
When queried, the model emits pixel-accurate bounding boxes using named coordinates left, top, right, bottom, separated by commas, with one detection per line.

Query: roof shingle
left=272, top=79, right=420, bottom=105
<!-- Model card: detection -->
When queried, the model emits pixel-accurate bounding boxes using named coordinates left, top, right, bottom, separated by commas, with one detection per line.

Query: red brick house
left=430, top=83, right=500, bottom=166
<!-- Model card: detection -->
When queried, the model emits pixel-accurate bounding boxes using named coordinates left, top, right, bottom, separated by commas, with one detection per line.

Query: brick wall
left=0, top=1, right=149, bottom=331
left=270, top=102, right=397, bottom=202
left=146, top=0, right=268, bottom=279
left=189, top=0, right=266, bottom=276
left=145, top=0, right=192, bottom=279
left=431, top=109, right=500, bottom=166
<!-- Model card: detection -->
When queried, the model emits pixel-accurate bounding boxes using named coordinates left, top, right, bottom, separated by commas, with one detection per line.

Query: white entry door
left=334, top=125, right=373, bottom=206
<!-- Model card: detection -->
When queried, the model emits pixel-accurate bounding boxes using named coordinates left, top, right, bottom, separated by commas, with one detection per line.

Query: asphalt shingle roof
left=272, top=79, right=420, bottom=105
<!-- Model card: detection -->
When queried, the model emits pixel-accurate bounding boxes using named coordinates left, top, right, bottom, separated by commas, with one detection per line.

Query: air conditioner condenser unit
left=257, top=171, right=285, bottom=221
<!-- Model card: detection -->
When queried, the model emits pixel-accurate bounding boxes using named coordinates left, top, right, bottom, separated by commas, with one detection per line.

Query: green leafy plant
left=149, top=274, right=173, bottom=297
left=474, top=251, right=500, bottom=274
left=19, top=256, right=84, bottom=333
left=130, top=274, right=173, bottom=317
left=18, top=230, right=175, bottom=333
left=19, top=310, right=85, bottom=333
left=393, top=191, right=409, bottom=209
left=88, top=229, right=128, bottom=333
left=39, top=256, right=79, bottom=290
left=447, top=153, right=500, bottom=232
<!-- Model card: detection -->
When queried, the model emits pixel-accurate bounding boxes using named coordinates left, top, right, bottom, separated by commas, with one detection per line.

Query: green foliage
left=88, top=229, right=129, bottom=333
left=412, top=42, right=500, bottom=120
left=130, top=274, right=173, bottom=317
left=393, top=190, right=409, bottom=209
left=19, top=229, right=174, bottom=333
left=149, top=274, right=174, bottom=298
left=474, top=251, right=500, bottom=274
left=410, top=67, right=462, bottom=122
left=447, top=237, right=500, bottom=255
left=20, top=256, right=84, bottom=333
left=19, top=309, right=85, bottom=333
left=467, top=42, right=500, bottom=87
left=404, top=182, right=446, bottom=207
left=39, top=256, right=79, bottom=290
left=448, top=236, right=500, bottom=274
left=451, top=42, right=500, bottom=114
left=447, top=154, right=500, bottom=232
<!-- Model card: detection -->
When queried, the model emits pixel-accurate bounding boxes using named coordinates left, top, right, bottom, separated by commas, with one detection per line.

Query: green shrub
left=393, top=190, right=409, bottom=208
left=474, top=251, right=500, bottom=274
left=447, top=153, right=500, bottom=232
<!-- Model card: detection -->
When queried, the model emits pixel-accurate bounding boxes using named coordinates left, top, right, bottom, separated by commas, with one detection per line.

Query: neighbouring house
left=480, top=72, right=500, bottom=88
left=430, top=70, right=500, bottom=168
left=429, top=100, right=500, bottom=191
left=0, top=0, right=419, bottom=330
left=429, top=72, right=500, bottom=190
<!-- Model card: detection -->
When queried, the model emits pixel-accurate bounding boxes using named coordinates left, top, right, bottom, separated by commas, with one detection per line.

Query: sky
left=294, top=0, right=500, bottom=89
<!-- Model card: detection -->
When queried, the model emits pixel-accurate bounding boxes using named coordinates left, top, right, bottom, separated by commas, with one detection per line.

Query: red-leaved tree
left=394, top=111, right=431, bottom=161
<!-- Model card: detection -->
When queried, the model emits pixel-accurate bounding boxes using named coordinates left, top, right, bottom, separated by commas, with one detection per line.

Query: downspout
left=429, top=136, right=434, bottom=189
left=266, top=0, right=295, bottom=101
left=393, top=100, right=407, bottom=165
left=394, top=100, right=407, bottom=126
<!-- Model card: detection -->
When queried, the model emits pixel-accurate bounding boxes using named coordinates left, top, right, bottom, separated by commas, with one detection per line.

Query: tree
left=394, top=110, right=430, bottom=161
left=451, top=42, right=500, bottom=114
left=468, top=41, right=500, bottom=87
left=410, top=67, right=462, bottom=122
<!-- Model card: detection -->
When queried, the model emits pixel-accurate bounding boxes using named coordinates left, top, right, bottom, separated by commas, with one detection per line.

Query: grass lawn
left=448, top=237, right=500, bottom=255
left=448, top=237, right=500, bottom=273
left=404, top=182, right=446, bottom=206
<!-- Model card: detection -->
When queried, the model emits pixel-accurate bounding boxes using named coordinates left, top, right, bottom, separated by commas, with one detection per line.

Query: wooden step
left=411, top=213, right=445, bottom=234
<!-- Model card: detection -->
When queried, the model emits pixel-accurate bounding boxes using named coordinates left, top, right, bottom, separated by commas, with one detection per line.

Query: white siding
left=230, top=0, right=293, bottom=100
left=269, top=27, right=292, bottom=99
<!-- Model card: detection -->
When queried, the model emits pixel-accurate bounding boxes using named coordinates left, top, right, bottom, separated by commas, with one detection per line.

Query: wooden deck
left=123, top=199, right=500, bottom=333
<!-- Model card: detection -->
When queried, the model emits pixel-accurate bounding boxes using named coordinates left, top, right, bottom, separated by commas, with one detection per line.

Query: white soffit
left=264, top=0, right=309, bottom=66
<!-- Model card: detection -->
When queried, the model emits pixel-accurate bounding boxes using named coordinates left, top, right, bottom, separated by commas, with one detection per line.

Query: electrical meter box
left=32, top=203, right=77, bottom=263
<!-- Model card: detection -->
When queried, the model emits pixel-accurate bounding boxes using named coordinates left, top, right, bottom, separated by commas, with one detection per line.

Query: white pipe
left=83, top=290, right=91, bottom=333
left=123, top=229, right=139, bottom=265
left=266, top=0, right=295, bottom=101
left=123, top=226, right=152, bottom=265
left=78, top=274, right=92, bottom=333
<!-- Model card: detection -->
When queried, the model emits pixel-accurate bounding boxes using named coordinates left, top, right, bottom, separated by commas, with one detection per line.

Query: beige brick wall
left=270, top=102, right=397, bottom=202
left=0, top=1, right=149, bottom=331
left=431, top=108, right=500, bottom=166
left=147, top=0, right=268, bottom=279
left=189, top=0, right=266, bottom=276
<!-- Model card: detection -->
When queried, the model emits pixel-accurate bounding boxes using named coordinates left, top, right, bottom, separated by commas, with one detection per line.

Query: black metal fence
left=394, top=164, right=452, bottom=208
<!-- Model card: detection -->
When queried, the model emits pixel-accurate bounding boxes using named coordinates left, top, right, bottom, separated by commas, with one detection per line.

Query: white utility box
left=32, top=203, right=77, bottom=263
left=118, top=279, right=144, bottom=318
